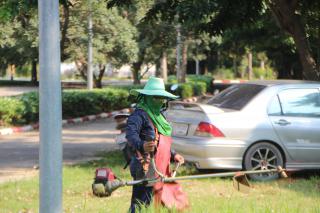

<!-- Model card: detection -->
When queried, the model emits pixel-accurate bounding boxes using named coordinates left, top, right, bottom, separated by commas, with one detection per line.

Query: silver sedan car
left=166, top=80, right=320, bottom=180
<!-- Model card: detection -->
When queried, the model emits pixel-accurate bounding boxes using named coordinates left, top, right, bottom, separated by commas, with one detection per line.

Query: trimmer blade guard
left=233, top=172, right=251, bottom=193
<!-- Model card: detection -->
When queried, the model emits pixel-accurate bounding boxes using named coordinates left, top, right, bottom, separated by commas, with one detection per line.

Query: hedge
left=0, top=76, right=213, bottom=126
left=0, top=98, right=27, bottom=126
left=0, top=88, right=130, bottom=126
left=62, top=88, right=130, bottom=118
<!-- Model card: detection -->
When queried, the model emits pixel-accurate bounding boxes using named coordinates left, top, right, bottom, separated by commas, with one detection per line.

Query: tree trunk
left=93, top=64, right=105, bottom=88
left=217, top=50, right=221, bottom=69
left=260, top=60, right=265, bottom=70
left=233, top=56, right=238, bottom=77
left=195, top=59, right=199, bottom=75
left=132, top=62, right=142, bottom=84
left=203, top=60, right=208, bottom=75
left=75, top=59, right=88, bottom=81
left=179, top=40, right=188, bottom=83
left=31, top=59, right=37, bottom=85
left=160, top=51, right=168, bottom=82
left=268, top=0, right=319, bottom=80
left=60, top=2, right=70, bottom=61
left=155, top=62, right=161, bottom=77
left=247, top=52, right=253, bottom=80
left=131, top=48, right=146, bottom=84
left=8, top=64, right=15, bottom=81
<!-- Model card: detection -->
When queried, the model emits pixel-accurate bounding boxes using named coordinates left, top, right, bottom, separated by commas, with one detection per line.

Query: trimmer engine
left=92, top=168, right=123, bottom=197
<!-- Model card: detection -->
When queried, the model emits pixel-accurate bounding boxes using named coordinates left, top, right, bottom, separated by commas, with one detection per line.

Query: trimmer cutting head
left=233, top=172, right=251, bottom=193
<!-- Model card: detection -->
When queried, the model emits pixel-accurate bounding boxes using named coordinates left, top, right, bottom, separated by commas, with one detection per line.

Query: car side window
left=267, top=95, right=282, bottom=115
left=277, top=88, right=320, bottom=117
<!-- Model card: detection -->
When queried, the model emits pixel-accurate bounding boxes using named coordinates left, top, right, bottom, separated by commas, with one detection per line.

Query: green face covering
left=137, top=95, right=172, bottom=136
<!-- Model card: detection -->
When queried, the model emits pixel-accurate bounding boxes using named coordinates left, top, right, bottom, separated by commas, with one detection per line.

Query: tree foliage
left=64, top=1, right=138, bottom=87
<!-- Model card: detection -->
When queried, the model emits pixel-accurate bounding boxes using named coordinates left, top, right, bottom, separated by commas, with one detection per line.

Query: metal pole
left=38, top=0, right=62, bottom=212
left=87, top=0, right=93, bottom=90
left=176, top=22, right=182, bottom=83
left=196, top=59, right=199, bottom=75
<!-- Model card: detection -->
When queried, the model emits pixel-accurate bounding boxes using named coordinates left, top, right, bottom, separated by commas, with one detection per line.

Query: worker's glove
left=143, top=141, right=156, bottom=153
left=174, top=154, right=185, bottom=165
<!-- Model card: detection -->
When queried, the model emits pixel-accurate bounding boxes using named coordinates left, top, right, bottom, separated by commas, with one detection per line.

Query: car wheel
left=244, top=142, right=284, bottom=181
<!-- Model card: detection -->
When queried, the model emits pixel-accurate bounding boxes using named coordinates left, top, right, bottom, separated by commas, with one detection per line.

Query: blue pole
left=38, top=0, right=62, bottom=212
left=87, top=0, right=94, bottom=90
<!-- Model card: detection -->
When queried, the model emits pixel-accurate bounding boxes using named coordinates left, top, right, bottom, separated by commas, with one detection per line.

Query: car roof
left=244, top=80, right=320, bottom=87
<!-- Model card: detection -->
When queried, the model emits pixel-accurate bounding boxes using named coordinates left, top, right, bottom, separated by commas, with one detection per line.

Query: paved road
left=0, top=118, right=119, bottom=183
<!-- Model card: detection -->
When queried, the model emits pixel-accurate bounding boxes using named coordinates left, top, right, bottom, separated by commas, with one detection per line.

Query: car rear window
left=207, top=84, right=266, bottom=110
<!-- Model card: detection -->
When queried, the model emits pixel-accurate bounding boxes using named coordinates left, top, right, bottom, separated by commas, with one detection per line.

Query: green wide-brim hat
left=130, top=77, right=179, bottom=99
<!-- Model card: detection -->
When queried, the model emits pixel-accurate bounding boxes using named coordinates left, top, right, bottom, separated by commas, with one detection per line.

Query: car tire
left=244, top=142, right=284, bottom=181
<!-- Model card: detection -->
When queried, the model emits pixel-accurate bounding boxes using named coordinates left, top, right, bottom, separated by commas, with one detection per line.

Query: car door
left=268, top=88, right=320, bottom=162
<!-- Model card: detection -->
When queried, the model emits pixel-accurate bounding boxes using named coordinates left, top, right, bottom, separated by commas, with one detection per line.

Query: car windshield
left=207, top=84, right=266, bottom=110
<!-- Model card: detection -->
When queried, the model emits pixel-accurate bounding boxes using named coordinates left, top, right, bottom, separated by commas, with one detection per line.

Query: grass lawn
left=0, top=151, right=320, bottom=213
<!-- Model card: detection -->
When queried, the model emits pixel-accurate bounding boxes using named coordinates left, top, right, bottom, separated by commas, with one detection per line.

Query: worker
left=126, top=77, right=187, bottom=212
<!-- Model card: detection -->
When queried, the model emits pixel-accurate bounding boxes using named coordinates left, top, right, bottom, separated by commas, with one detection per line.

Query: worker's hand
left=174, top=154, right=185, bottom=165
left=143, top=141, right=156, bottom=153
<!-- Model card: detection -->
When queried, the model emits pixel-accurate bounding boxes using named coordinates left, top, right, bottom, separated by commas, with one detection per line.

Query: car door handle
left=274, top=119, right=291, bottom=126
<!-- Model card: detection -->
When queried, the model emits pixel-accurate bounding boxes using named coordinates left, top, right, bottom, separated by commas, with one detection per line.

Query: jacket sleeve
left=126, top=112, right=144, bottom=152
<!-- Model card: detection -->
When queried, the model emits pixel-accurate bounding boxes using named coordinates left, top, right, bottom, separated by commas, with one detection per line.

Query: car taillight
left=194, top=122, right=225, bottom=137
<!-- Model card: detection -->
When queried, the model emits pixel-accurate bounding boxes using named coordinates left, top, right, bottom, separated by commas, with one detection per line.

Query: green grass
left=1, top=151, right=320, bottom=213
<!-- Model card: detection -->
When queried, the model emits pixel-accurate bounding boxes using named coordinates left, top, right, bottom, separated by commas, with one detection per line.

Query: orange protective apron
left=153, top=134, right=189, bottom=211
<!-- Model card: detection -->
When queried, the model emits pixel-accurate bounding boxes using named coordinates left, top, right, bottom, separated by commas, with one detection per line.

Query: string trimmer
left=92, top=156, right=287, bottom=197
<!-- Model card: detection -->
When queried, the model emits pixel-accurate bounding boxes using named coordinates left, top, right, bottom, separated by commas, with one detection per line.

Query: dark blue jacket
left=126, top=108, right=176, bottom=178
left=126, top=108, right=155, bottom=153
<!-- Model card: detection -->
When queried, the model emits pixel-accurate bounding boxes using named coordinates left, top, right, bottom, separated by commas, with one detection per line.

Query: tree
left=217, top=11, right=301, bottom=79
left=64, top=1, right=138, bottom=87
left=110, top=0, right=320, bottom=80
left=139, top=0, right=263, bottom=82
left=0, top=3, right=38, bottom=84
left=108, top=0, right=185, bottom=84
left=266, top=0, right=320, bottom=80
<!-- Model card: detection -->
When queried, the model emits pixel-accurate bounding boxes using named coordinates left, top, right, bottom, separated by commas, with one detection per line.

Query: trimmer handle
left=172, top=162, right=181, bottom=178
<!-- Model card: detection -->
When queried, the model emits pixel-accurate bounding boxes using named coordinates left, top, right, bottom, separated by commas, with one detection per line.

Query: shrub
left=253, top=67, right=276, bottom=80
left=114, top=84, right=144, bottom=92
left=177, top=83, right=193, bottom=99
left=0, top=98, right=26, bottom=126
left=167, top=75, right=213, bottom=94
left=213, top=68, right=236, bottom=80
left=190, top=82, right=207, bottom=96
left=62, top=88, right=130, bottom=118
left=167, top=75, right=177, bottom=84
left=187, top=75, right=213, bottom=93
left=19, top=92, right=39, bottom=123
left=0, top=88, right=131, bottom=126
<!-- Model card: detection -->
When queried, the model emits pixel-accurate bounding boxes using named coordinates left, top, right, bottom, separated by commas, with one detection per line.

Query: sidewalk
left=0, top=86, right=38, bottom=97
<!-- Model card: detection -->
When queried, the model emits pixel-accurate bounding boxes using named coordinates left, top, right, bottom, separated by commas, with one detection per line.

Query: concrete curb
left=0, top=96, right=200, bottom=136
